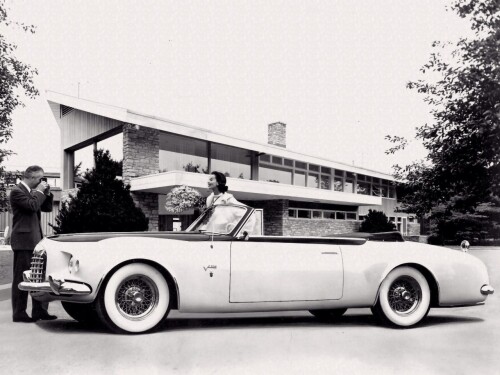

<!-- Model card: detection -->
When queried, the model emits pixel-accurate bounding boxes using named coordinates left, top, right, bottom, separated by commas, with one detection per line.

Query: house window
left=159, top=132, right=208, bottom=173
left=320, top=175, right=330, bottom=190
left=211, top=143, right=251, bottom=179
left=307, top=173, right=319, bottom=188
left=334, top=177, right=343, bottom=192
left=356, top=181, right=370, bottom=195
left=344, top=179, right=354, bottom=193
left=259, top=165, right=292, bottom=184
left=294, top=171, right=306, bottom=186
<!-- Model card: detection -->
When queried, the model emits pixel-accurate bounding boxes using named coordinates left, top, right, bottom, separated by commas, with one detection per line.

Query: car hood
left=47, top=231, right=233, bottom=243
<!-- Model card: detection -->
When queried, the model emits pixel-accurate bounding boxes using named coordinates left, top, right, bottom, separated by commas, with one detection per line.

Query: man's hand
left=36, top=181, right=48, bottom=194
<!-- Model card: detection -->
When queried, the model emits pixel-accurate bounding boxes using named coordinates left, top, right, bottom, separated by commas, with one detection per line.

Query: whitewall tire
left=98, top=263, right=170, bottom=333
left=372, top=266, right=431, bottom=328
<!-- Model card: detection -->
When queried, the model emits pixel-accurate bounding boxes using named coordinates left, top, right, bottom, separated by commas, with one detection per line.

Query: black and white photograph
left=0, top=1, right=499, bottom=374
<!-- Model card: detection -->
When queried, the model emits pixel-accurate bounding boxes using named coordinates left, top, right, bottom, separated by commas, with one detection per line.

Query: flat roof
left=46, top=90, right=393, bottom=180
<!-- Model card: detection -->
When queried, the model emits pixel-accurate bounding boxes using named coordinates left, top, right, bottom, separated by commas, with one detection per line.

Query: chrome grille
left=30, top=254, right=46, bottom=283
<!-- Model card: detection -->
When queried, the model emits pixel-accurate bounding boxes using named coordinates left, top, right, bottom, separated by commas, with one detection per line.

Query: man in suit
left=10, top=165, right=57, bottom=322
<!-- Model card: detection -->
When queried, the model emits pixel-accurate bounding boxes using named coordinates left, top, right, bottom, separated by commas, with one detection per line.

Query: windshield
left=186, top=205, right=249, bottom=234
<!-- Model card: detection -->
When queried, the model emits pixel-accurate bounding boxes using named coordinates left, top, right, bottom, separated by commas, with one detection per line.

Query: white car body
left=19, top=205, right=494, bottom=333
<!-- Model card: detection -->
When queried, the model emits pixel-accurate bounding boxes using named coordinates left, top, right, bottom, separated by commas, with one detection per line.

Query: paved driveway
left=0, top=248, right=498, bottom=374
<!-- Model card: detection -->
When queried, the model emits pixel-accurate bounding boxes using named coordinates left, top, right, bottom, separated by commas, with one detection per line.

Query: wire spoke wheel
left=116, top=275, right=159, bottom=320
left=387, top=277, right=421, bottom=315
left=371, top=266, right=431, bottom=328
left=97, top=263, right=170, bottom=333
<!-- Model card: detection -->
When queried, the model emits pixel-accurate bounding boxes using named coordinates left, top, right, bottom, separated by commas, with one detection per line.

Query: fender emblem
left=203, top=265, right=217, bottom=271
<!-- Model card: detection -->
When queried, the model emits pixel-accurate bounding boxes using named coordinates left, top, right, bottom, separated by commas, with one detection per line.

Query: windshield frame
left=186, top=204, right=254, bottom=237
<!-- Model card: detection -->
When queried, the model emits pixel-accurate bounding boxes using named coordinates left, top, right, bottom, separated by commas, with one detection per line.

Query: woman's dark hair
left=211, top=171, right=228, bottom=193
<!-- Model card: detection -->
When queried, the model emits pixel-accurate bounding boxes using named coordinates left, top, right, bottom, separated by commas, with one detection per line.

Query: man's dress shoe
left=32, top=313, right=57, bottom=321
left=13, top=313, right=35, bottom=323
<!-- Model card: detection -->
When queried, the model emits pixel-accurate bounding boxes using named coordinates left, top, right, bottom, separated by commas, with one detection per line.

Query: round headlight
left=460, top=240, right=470, bottom=252
left=68, top=257, right=80, bottom=273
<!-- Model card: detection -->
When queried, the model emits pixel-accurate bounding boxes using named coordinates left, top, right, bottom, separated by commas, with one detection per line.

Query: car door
left=229, top=239, right=343, bottom=303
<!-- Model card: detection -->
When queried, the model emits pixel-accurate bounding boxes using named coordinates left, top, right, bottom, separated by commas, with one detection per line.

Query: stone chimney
left=268, top=122, right=286, bottom=148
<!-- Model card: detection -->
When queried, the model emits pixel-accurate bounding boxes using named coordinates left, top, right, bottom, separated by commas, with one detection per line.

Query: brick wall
left=123, top=124, right=160, bottom=230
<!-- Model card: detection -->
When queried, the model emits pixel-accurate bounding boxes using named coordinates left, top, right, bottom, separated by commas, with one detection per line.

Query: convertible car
left=19, top=204, right=494, bottom=334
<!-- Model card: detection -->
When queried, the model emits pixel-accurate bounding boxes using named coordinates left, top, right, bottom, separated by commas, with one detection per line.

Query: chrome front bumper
left=481, top=284, right=495, bottom=296
left=18, top=270, right=91, bottom=296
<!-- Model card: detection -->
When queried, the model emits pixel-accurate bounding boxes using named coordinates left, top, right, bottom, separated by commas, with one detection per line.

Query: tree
left=51, top=150, right=148, bottom=234
left=386, top=0, right=500, bottom=241
left=0, top=1, right=39, bottom=209
left=359, top=210, right=396, bottom=233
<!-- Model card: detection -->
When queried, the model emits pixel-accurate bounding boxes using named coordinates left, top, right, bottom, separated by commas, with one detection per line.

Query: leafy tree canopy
left=0, top=0, right=39, bottom=210
left=359, top=210, right=396, bottom=233
left=51, top=150, right=148, bottom=234
left=387, top=0, right=500, bottom=218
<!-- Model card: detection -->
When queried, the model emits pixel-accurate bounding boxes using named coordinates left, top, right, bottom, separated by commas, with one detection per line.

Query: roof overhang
left=46, top=91, right=394, bottom=180
left=130, top=171, right=382, bottom=206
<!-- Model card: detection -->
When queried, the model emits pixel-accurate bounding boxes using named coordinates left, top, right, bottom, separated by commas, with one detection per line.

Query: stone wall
left=123, top=124, right=160, bottom=230
left=268, top=122, right=286, bottom=148
left=122, top=124, right=160, bottom=184
left=285, top=218, right=360, bottom=236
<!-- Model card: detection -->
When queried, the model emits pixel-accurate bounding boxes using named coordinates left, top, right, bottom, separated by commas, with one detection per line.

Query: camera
left=40, top=177, right=47, bottom=182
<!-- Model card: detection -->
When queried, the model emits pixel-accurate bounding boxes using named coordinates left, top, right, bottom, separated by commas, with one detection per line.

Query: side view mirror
left=238, top=231, right=250, bottom=241
left=460, top=240, right=470, bottom=252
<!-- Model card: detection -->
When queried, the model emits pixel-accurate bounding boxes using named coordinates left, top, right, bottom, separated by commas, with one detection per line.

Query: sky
left=2, top=0, right=470, bottom=174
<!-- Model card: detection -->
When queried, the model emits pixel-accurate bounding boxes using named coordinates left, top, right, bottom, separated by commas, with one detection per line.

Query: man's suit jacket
left=9, top=184, right=53, bottom=251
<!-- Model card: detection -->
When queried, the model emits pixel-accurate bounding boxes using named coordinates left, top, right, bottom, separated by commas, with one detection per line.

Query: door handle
left=321, top=252, right=338, bottom=255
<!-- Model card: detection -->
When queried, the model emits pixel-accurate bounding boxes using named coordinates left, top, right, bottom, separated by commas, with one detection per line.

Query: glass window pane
left=309, top=164, right=319, bottom=172
left=320, top=175, right=330, bottom=190
left=297, top=210, right=311, bottom=219
left=380, top=185, right=388, bottom=197
left=321, top=166, right=331, bottom=174
left=259, top=154, right=270, bottom=163
left=389, top=186, right=396, bottom=198
left=295, top=161, right=307, bottom=169
left=97, top=132, right=123, bottom=173
left=211, top=143, right=251, bottom=179
left=284, top=159, right=294, bottom=167
left=358, top=174, right=366, bottom=181
left=259, top=165, right=292, bottom=184
left=159, top=132, right=208, bottom=173
left=356, top=181, right=370, bottom=195
left=344, top=179, right=354, bottom=193
left=372, top=185, right=381, bottom=196
left=74, top=144, right=94, bottom=175
left=336, top=212, right=346, bottom=220
left=373, top=178, right=380, bottom=184
left=324, top=211, right=335, bottom=219
left=307, top=173, right=319, bottom=188
left=288, top=209, right=296, bottom=218
left=294, top=171, right=306, bottom=186
left=346, top=172, right=355, bottom=179
left=335, top=169, right=344, bottom=177
left=346, top=212, right=357, bottom=220
left=272, top=156, right=283, bottom=165
left=334, top=177, right=343, bottom=192
left=312, top=211, right=322, bottom=219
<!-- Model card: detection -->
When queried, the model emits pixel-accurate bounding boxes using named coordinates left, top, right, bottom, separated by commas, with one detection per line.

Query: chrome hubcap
left=388, top=276, right=421, bottom=315
left=115, top=275, right=159, bottom=320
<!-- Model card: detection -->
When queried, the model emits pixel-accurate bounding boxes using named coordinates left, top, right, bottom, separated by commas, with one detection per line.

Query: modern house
left=46, top=91, right=419, bottom=236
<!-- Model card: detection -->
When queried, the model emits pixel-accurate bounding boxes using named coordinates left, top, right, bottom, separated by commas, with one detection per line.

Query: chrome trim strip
left=18, top=280, right=92, bottom=295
